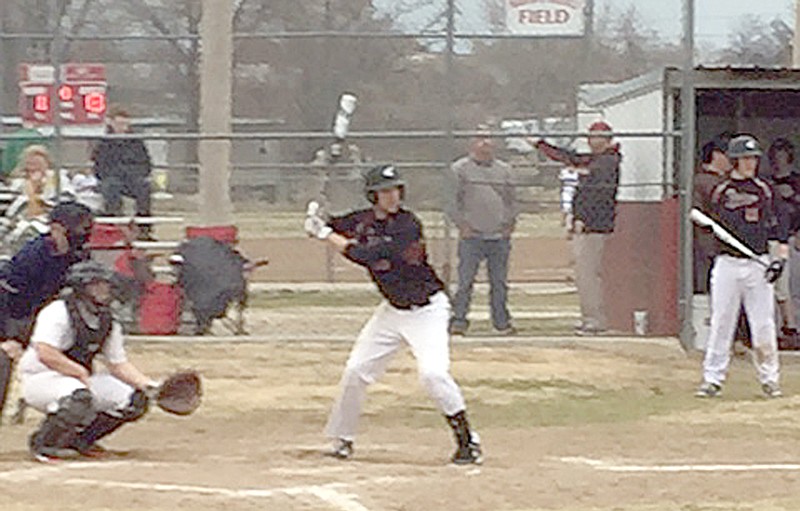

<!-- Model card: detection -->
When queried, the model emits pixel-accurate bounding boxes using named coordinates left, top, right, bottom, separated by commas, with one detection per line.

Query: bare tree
left=717, top=16, right=792, bottom=66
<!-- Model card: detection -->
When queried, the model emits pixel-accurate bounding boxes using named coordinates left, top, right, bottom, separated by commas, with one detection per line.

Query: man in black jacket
left=535, top=121, right=622, bottom=335
left=92, top=106, right=152, bottom=236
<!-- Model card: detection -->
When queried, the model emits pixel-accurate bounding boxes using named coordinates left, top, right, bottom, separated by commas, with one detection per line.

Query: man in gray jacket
left=449, top=128, right=517, bottom=335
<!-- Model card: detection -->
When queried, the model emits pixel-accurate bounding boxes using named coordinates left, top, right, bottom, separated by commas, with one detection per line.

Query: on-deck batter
left=696, top=135, right=788, bottom=399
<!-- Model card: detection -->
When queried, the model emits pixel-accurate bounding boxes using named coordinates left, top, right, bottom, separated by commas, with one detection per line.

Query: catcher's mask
left=65, top=261, right=115, bottom=308
left=364, top=164, right=405, bottom=204
left=50, top=201, right=94, bottom=254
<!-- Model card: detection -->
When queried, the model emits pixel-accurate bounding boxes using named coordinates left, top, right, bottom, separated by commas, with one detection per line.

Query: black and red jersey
left=329, top=208, right=444, bottom=309
left=710, top=176, right=788, bottom=256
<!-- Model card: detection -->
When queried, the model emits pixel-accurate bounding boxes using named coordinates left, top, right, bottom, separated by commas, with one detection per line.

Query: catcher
left=18, top=261, right=201, bottom=462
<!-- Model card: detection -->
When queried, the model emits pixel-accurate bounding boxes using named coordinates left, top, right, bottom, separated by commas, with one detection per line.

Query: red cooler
left=138, top=282, right=181, bottom=335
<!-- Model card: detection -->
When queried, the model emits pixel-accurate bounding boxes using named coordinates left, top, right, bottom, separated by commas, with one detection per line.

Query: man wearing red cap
left=533, top=121, right=622, bottom=335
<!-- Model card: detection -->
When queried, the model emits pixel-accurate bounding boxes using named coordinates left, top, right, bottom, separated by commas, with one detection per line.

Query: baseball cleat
left=451, top=438, right=483, bottom=465
left=31, top=446, right=81, bottom=463
left=326, top=438, right=354, bottom=460
left=694, top=381, right=722, bottom=398
left=761, top=382, right=783, bottom=399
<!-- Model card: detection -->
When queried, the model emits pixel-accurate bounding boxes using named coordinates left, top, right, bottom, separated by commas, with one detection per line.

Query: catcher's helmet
left=65, top=261, right=115, bottom=290
left=364, top=164, right=405, bottom=204
left=727, top=135, right=763, bottom=159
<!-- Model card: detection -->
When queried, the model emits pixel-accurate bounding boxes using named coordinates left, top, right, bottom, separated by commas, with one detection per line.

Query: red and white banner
left=505, top=0, right=587, bottom=37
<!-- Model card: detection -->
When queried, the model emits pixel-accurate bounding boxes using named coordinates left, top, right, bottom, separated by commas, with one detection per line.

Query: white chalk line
left=0, top=460, right=162, bottom=482
left=560, top=456, right=800, bottom=473
left=63, top=475, right=408, bottom=511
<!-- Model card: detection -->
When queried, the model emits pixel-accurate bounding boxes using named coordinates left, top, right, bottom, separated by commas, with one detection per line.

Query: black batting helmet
left=727, top=135, right=763, bottom=159
left=364, top=164, right=405, bottom=204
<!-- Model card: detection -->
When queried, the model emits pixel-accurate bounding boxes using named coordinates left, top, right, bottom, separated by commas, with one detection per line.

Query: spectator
left=693, top=137, right=731, bottom=293
left=70, top=167, right=104, bottom=213
left=766, top=138, right=800, bottom=337
left=1, top=121, right=47, bottom=182
left=449, top=125, right=517, bottom=336
left=12, top=145, right=54, bottom=219
left=92, top=106, right=153, bottom=239
left=534, top=121, right=622, bottom=336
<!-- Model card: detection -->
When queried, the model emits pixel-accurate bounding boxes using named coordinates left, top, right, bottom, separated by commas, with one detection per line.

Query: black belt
left=391, top=298, right=431, bottom=310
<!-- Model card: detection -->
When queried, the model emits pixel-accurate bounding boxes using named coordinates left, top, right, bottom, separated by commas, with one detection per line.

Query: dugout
left=576, top=66, right=800, bottom=337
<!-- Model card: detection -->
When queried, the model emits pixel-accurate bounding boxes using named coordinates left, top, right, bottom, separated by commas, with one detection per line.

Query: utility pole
left=678, top=0, right=696, bottom=351
left=198, top=0, right=233, bottom=225
left=794, top=0, right=800, bottom=67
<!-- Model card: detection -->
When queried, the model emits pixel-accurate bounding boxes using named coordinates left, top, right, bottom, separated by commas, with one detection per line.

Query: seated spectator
left=12, top=145, right=53, bottom=219
left=70, top=167, right=104, bottom=213
left=92, top=106, right=153, bottom=239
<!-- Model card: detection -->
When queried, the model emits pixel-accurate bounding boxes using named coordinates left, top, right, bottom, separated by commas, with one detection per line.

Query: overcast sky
left=375, top=0, right=795, bottom=49
left=610, top=0, right=794, bottom=45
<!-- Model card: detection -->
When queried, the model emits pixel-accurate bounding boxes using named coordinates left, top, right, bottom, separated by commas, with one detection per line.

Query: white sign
left=505, top=0, right=586, bottom=37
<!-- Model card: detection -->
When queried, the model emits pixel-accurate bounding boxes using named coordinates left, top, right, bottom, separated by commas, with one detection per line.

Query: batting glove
left=765, top=259, right=785, bottom=284
left=304, top=201, right=332, bottom=240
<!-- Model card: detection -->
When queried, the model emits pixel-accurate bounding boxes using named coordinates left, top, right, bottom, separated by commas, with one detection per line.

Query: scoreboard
left=19, top=63, right=108, bottom=126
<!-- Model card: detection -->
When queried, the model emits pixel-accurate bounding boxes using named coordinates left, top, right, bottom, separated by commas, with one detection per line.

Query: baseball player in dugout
left=303, top=164, right=483, bottom=465
left=449, top=124, right=517, bottom=336
left=534, top=121, right=621, bottom=336
left=693, top=137, right=732, bottom=293
left=0, top=202, right=94, bottom=420
left=19, top=261, right=160, bottom=462
left=696, top=135, right=787, bottom=399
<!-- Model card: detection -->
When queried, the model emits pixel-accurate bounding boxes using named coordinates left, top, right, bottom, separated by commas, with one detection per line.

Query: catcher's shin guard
left=30, top=389, right=95, bottom=456
left=0, top=350, right=12, bottom=424
left=73, top=390, right=148, bottom=453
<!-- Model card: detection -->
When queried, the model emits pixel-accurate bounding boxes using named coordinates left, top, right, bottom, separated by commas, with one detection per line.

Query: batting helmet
left=364, top=164, right=405, bottom=204
left=65, top=261, right=115, bottom=291
left=727, top=135, right=763, bottom=159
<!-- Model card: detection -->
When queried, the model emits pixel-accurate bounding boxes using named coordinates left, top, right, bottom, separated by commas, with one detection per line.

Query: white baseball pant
left=325, top=291, right=466, bottom=440
left=702, top=255, right=779, bottom=386
left=22, top=371, right=137, bottom=415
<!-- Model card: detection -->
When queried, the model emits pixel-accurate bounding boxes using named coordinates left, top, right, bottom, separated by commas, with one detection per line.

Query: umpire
left=0, top=201, right=94, bottom=420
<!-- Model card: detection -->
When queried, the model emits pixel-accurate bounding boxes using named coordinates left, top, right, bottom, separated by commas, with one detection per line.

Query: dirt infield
left=2, top=339, right=800, bottom=511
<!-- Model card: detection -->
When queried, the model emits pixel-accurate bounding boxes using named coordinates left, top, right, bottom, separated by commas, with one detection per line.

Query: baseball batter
left=19, top=261, right=159, bottom=462
left=304, top=164, right=482, bottom=465
left=696, top=135, right=788, bottom=399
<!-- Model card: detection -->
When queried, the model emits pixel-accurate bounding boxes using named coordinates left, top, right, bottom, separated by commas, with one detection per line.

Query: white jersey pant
left=325, top=292, right=467, bottom=440
left=703, top=255, right=779, bottom=386
left=22, top=371, right=136, bottom=416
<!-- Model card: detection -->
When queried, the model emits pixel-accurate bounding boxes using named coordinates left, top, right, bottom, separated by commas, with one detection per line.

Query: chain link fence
left=0, top=0, right=690, bottom=336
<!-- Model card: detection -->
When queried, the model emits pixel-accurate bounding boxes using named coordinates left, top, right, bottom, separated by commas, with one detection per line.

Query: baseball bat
left=689, top=208, right=767, bottom=267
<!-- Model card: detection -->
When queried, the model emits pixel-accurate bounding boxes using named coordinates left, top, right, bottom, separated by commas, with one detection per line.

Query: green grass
left=246, top=288, right=578, bottom=310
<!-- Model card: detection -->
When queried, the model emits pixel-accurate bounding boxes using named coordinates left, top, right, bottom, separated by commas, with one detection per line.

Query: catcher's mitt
left=156, top=371, right=202, bottom=415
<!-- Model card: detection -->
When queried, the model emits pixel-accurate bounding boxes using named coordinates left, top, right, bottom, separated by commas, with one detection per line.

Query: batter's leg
left=324, top=304, right=403, bottom=441
left=742, top=260, right=779, bottom=386
left=401, top=292, right=480, bottom=464
left=703, top=256, right=744, bottom=386
left=401, top=293, right=466, bottom=415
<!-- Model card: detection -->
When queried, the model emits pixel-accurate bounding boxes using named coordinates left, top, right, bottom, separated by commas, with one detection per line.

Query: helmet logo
left=745, top=139, right=756, bottom=150
left=381, top=166, right=396, bottom=178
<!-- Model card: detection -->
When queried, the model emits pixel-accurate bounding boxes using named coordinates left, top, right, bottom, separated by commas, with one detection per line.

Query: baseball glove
left=156, top=370, right=202, bottom=416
